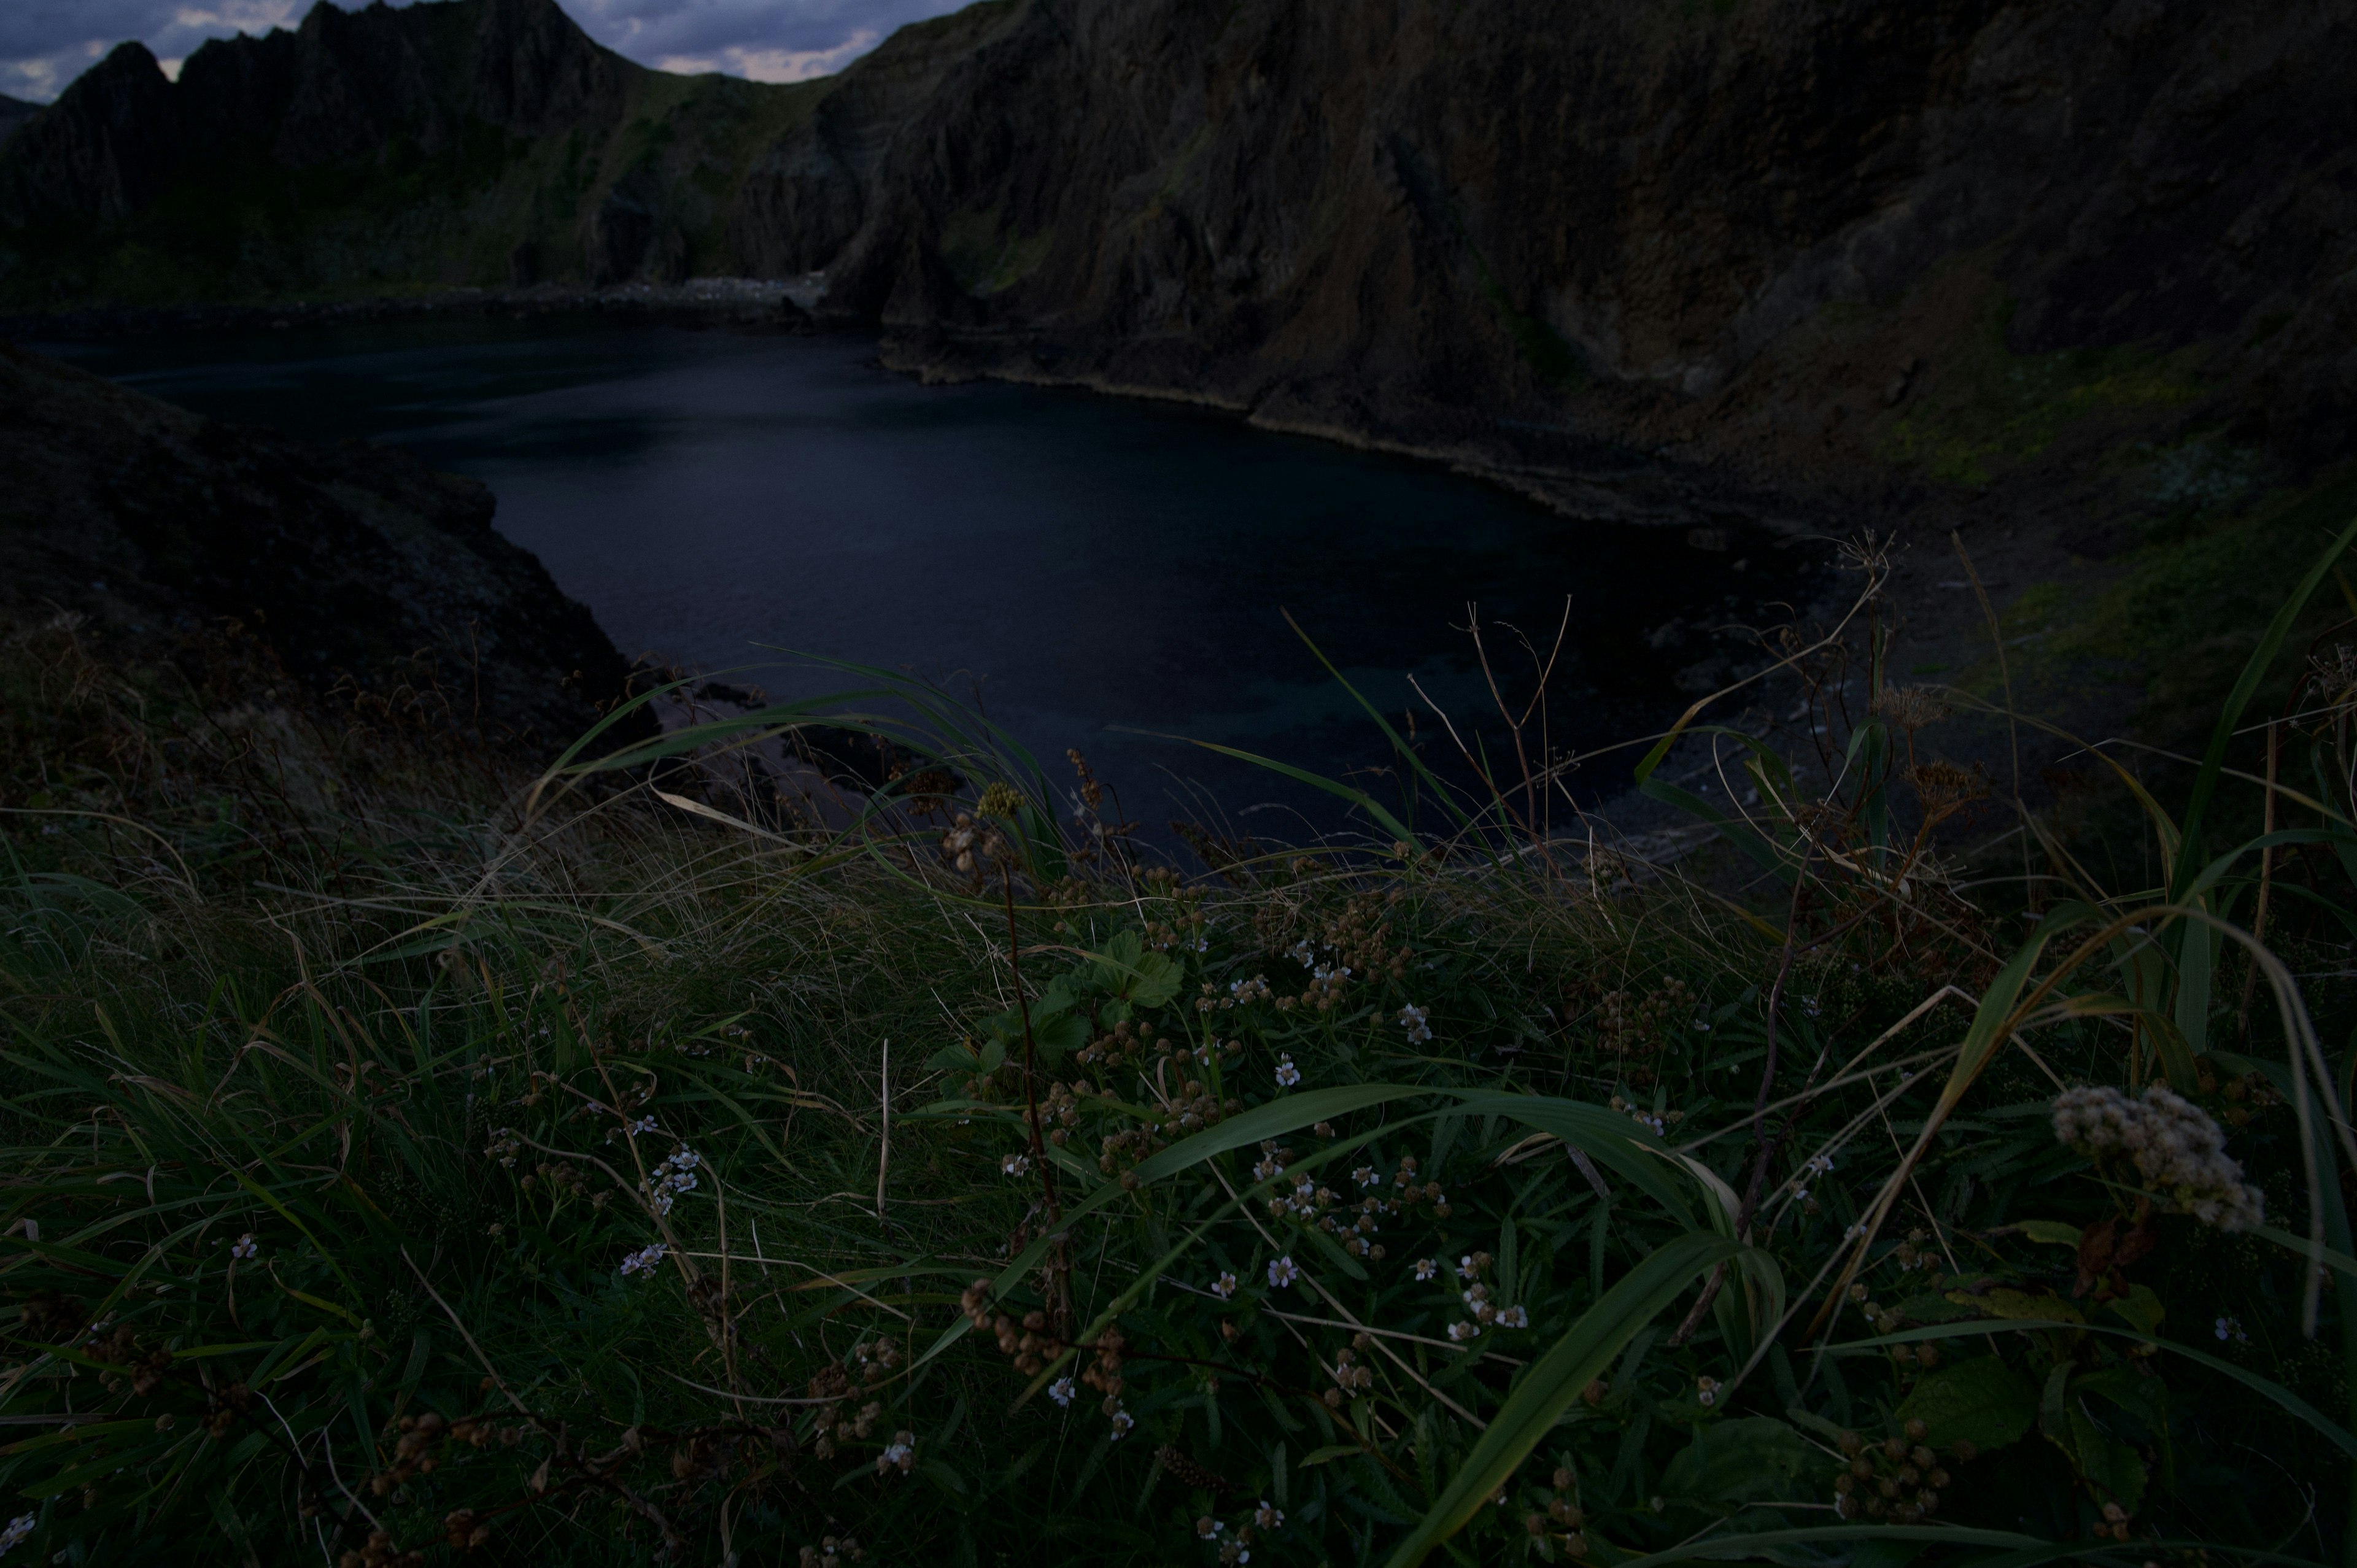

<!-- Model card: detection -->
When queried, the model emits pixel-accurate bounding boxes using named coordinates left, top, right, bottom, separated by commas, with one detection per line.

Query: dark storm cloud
left=0, top=0, right=965, bottom=103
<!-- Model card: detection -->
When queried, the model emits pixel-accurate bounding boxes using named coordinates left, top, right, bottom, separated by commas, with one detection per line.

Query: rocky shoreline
left=0, top=277, right=822, bottom=344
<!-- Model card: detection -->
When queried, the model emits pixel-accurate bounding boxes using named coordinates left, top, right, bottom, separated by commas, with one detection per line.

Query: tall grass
left=0, top=525, right=2353, bottom=1567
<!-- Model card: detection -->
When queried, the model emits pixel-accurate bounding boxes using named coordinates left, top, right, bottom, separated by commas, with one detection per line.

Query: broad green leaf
left=1382, top=1230, right=1745, bottom=1567
left=2010, top=1221, right=2082, bottom=1247
left=1660, top=1416, right=1816, bottom=1508
left=1894, top=1356, right=2038, bottom=1452
left=1835, top=1319, right=2357, bottom=1462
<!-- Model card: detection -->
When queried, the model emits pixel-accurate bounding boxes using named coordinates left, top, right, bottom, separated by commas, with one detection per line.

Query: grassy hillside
left=2, top=517, right=2353, bottom=1564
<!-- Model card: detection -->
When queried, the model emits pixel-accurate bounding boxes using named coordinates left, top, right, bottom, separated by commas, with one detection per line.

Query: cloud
left=0, top=0, right=967, bottom=104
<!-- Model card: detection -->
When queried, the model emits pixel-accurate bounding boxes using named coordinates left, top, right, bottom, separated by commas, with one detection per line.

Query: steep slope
left=0, top=341, right=650, bottom=753
left=0, top=0, right=832, bottom=301
left=0, top=95, right=34, bottom=150
left=773, top=0, right=2357, bottom=500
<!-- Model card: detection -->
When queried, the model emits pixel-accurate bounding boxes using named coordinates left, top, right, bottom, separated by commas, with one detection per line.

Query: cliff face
left=0, top=0, right=826, bottom=301
left=0, top=96, right=35, bottom=150
left=4, top=0, right=2351, bottom=498
left=776, top=0, right=2357, bottom=495
left=0, top=341, right=651, bottom=754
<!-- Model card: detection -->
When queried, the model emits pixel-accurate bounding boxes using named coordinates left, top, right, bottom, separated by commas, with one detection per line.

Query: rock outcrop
left=0, top=341, right=651, bottom=754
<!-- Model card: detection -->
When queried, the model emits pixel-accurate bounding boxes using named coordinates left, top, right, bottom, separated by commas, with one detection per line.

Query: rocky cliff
left=4, top=0, right=2351, bottom=506
left=788, top=0, right=2357, bottom=505
left=0, top=341, right=651, bottom=754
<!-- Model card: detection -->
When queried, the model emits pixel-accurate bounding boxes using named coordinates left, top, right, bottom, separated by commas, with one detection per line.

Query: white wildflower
left=1267, top=1256, right=1299, bottom=1288
left=2053, top=1084, right=2265, bottom=1230
left=620, top=1242, right=668, bottom=1276
left=0, top=1515, right=30, bottom=1555
left=1048, top=1376, right=1076, bottom=1407
left=230, top=1234, right=258, bottom=1260
left=1498, top=1305, right=1529, bottom=1329
left=1211, top=1272, right=1238, bottom=1300
left=1414, top=1258, right=1438, bottom=1281
left=1255, top=1501, right=1284, bottom=1530
left=1398, top=1003, right=1432, bottom=1043
left=877, top=1431, right=916, bottom=1474
left=1002, top=1153, right=1032, bottom=1177
left=1109, top=1407, right=1134, bottom=1439
left=1274, top=1054, right=1301, bottom=1089
left=1446, top=1321, right=1481, bottom=1342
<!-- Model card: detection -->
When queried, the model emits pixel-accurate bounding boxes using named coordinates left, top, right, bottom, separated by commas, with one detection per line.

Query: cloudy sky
left=1, top=0, right=970, bottom=103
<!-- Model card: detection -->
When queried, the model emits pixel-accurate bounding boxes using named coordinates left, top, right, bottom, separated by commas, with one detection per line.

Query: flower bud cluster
left=2053, top=1085, right=2264, bottom=1229
left=86, top=1323, right=173, bottom=1397
left=339, top=1528, right=424, bottom=1568
left=519, top=1160, right=589, bottom=1201
left=802, top=1362, right=881, bottom=1461
left=1524, top=1466, right=1589, bottom=1558
left=1442, top=1254, right=1528, bottom=1340
left=1326, top=1334, right=1377, bottom=1405
left=939, top=813, right=1010, bottom=878
left=1199, top=975, right=1273, bottom=1014
left=1830, top=1423, right=1959, bottom=1522
left=797, top=1534, right=866, bottom=1567
left=368, top=1410, right=490, bottom=1497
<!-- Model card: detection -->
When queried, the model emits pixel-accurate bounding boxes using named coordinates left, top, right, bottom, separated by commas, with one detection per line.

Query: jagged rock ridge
left=0, top=341, right=651, bottom=752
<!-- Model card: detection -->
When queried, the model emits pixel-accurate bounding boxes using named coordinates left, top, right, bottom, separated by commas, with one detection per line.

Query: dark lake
left=45, top=319, right=1809, bottom=840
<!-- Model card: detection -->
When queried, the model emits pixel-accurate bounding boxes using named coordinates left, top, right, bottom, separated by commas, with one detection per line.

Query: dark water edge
left=39, top=316, right=1820, bottom=841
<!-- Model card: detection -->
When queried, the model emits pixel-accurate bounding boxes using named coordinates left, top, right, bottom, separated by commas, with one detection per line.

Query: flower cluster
left=961, top=1281, right=1071, bottom=1377
left=2053, top=1084, right=2265, bottom=1230
left=482, top=1127, right=521, bottom=1168
left=804, top=1362, right=883, bottom=1461
left=0, top=1515, right=31, bottom=1556
left=1398, top=1003, right=1431, bottom=1043
left=797, top=1534, right=865, bottom=1567
left=1523, top=1467, right=1587, bottom=1558
left=1325, top=1334, right=1376, bottom=1405
left=876, top=1430, right=916, bottom=1475
left=1590, top=976, right=1693, bottom=1083
left=1831, top=1423, right=1959, bottom=1523
left=1265, top=1152, right=1432, bottom=1257
left=1442, top=1253, right=1529, bottom=1339
left=646, top=1146, right=702, bottom=1217
left=620, top=1242, right=668, bottom=1276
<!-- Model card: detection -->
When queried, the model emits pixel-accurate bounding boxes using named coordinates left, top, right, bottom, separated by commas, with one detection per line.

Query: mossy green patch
left=1995, top=468, right=2357, bottom=743
left=939, top=203, right=1054, bottom=297
left=1880, top=299, right=2202, bottom=487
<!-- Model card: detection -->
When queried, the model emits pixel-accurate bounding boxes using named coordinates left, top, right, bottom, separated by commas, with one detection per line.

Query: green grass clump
left=0, top=529, right=2353, bottom=1566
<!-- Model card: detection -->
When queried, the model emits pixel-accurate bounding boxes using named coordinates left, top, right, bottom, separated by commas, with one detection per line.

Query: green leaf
left=1080, top=932, right=1184, bottom=1009
left=1839, top=1318, right=2357, bottom=1462
left=1660, top=1416, right=1816, bottom=1508
left=1382, top=1230, right=1746, bottom=1567
left=2010, top=1220, right=2082, bottom=1248
left=1894, top=1357, right=2038, bottom=1453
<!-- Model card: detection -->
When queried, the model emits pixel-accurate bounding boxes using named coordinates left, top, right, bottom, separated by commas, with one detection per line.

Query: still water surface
left=50, top=320, right=1803, bottom=833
